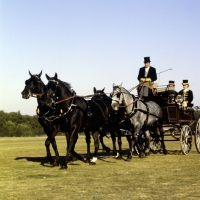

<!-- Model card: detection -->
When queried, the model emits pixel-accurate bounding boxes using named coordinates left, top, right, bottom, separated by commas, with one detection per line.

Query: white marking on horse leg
left=90, top=157, right=97, bottom=163
left=113, top=152, right=119, bottom=158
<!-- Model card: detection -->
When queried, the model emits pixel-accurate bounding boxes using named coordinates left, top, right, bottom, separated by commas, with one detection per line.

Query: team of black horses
left=21, top=71, right=166, bottom=169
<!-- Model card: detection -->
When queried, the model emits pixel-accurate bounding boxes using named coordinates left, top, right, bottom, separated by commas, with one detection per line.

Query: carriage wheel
left=180, top=125, right=192, bottom=155
left=195, top=118, right=200, bottom=153
left=150, top=131, right=161, bottom=154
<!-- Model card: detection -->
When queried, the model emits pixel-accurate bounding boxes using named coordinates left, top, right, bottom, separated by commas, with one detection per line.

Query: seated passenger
left=178, top=80, right=194, bottom=109
left=167, top=80, right=177, bottom=104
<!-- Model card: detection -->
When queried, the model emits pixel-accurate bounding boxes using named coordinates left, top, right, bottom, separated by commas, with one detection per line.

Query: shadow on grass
left=15, top=147, right=177, bottom=167
left=14, top=156, right=67, bottom=167
left=152, top=149, right=183, bottom=155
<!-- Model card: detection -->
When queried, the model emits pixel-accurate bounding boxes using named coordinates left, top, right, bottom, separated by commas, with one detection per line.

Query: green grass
left=0, top=135, right=200, bottom=200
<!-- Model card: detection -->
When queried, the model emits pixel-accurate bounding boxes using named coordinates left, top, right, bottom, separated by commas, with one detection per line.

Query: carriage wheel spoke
left=181, top=125, right=192, bottom=155
left=195, top=119, right=200, bottom=153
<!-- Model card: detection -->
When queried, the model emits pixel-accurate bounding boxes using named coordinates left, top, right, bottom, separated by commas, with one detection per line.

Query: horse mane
left=120, top=86, right=135, bottom=100
left=62, top=81, right=72, bottom=90
left=57, top=79, right=76, bottom=94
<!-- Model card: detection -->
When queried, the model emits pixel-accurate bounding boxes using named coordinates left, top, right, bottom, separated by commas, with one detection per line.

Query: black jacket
left=178, top=89, right=193, bottom=106
left=137, top=66, right=157, bottom=82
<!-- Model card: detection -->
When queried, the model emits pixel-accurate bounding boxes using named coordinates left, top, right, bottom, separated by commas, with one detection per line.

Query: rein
left=31, top=93, right=43, bottom=98
left=118, top=99, right=138, bottom=108
left=54, top=93, right=111, bottom=105
left=129, top=82, right=143, bottom=92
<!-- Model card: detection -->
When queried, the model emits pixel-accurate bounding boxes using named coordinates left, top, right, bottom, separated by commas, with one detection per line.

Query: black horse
left=21, top=71, right=70, bottom=166
left=93, top=87, right=132, bottom=159
left=44, top=73, right=116, bottom=168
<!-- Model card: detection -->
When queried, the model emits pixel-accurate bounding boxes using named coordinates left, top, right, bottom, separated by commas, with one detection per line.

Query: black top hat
left=144, top=57, right=151, bottom=63
left=182, top=80, right=189, bottom=85
left=169, top=80, right=175, bottom=85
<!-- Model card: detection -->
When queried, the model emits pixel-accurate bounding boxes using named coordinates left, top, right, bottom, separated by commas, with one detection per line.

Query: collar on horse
left=119, top=94, right=161, bottom=125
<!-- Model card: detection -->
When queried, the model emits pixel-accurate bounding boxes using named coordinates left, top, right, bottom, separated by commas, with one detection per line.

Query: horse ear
left=102, top=87, right=105, bottom=92
left=119, top=82, right=123, bottom=87
left=38, top=70, right=42, bottom=77
left=46, top=74, right=50, bottom=80
left=113, top=83, right=116, bottom=87
left=29, top=71, right=32, bottom=76
left=55, top=73, right=58, bottom=80
left=93, top=87, right=96, bottom=93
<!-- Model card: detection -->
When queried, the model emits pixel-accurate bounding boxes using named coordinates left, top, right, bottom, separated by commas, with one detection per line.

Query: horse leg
left=110, top=133, right=118, bottom=157
left=128, top=127, right=143, bottom=160
left=85, top=130, right=92, bottom=162
left=126, top=135, right=135, bottom=155
left=90, top=131, right=99, bottom=165
left=99, top=132, right=111, bottom=153
left=61, top=130, right=82, bottom=169
left=50, top=137, right=60, bottom=166
left=158, top=122, right=167, bottom=154
left=71, top=134, right=85, bottom=161
left=115, top=135, right=123, bottom=159
left=144, top=130, right=150, bottom=156
left=45, top=138, right=53, bottom=164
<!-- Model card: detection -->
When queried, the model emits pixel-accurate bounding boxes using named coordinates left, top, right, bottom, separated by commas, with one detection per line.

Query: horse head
left=45, top=73, right=74, bottom=107
left=111, top=83, right=124, bottom=111
left=93, top=87, right=105, bottom=99
left=21, top=70, right=45, bottom=99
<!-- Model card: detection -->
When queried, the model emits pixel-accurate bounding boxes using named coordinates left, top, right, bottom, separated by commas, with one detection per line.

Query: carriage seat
left=141, top=82, right=157, bottom=89
left=156, top=85, right=176, bottom=93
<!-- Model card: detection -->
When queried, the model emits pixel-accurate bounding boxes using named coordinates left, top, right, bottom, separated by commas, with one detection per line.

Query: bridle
left=111, top=86, right=138, bottom=109
left=24, top=76, right=44, bottom=98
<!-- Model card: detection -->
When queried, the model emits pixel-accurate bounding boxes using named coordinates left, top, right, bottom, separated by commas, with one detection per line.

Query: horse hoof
left=86, top=158, right=91, bottom=163
left=133, top=152, right=138, bottom=156
left=139, top=153, right=145, bottom=158
left=52, top=162, right=60, bottom=167
left=60, top=165, right=67, bottom=170
left=116, top=155, right=122, bottom=160
left=145, top=152, right=150, bottom=156
left=126, top=156, right=132, bottom=161
left=104, top=147, right=111, bottom=153
left=163, top=150, right=168, bottom=155
left=72, top=156, right=78, bottom=161
left=89, top=162, right=96, bottom=165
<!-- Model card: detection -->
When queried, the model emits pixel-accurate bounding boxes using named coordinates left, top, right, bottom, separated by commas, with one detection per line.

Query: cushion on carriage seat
left=142, top=82, right=157, bottom=89
left=156, top=87, right=167, bottom=93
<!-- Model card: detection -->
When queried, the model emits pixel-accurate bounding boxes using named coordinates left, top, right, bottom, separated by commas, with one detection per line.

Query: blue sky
left=0, top=0, right=200, bottom=116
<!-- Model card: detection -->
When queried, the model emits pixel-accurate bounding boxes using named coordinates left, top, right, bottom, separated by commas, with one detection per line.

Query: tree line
left=0, top=110, right=44, bottom=137
left=0, top=110, right=200, bottom=137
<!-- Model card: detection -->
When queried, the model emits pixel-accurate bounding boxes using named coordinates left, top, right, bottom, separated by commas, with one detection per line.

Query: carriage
left=141, top=82, right=200, bottom=155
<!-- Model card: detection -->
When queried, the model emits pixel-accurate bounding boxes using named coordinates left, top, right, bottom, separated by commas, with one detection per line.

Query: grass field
left=0, top=135, right=200, bottom=200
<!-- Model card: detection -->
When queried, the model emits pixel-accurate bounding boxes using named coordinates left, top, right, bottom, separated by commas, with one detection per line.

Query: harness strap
left=141, top=101, right=149, bottom=125
left=125, top=100, right=161, bottom=123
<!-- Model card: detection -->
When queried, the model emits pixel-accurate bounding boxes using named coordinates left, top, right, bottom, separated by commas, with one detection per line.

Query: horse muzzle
left=21, top=90, right=31, bottom=99
left=111, top=103, right=119, bottom=111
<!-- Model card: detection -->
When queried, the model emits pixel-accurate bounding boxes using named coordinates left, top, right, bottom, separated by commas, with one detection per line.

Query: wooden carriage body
left=144, top=95, right=195, bottom=125
left=141, top=84, right=199, bottom=155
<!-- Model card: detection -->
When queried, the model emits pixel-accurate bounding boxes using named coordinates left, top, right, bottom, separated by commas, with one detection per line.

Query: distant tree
left=16, top=123, right=33, bottom=136
left=2, top=120, right=16, bottom=136
left=0, top=110, right=44, bottom=137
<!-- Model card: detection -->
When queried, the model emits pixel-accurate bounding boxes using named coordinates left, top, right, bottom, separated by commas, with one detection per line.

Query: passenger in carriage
left=167, top=80, right=178, bottom=104
left=137, top=57, right=157, bottom=97
left=178, top=80, right=194, bottom=109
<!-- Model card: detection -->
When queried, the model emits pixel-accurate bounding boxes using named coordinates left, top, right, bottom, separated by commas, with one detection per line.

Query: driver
left=178, top=80, right=194, bottom=109
left=137, top=57, right=157, bottom=97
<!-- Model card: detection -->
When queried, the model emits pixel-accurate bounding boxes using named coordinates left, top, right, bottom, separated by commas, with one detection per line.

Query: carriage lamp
left=36, top=108, right=40, bottom=115
left=60, top=109, right=63, bottom=114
